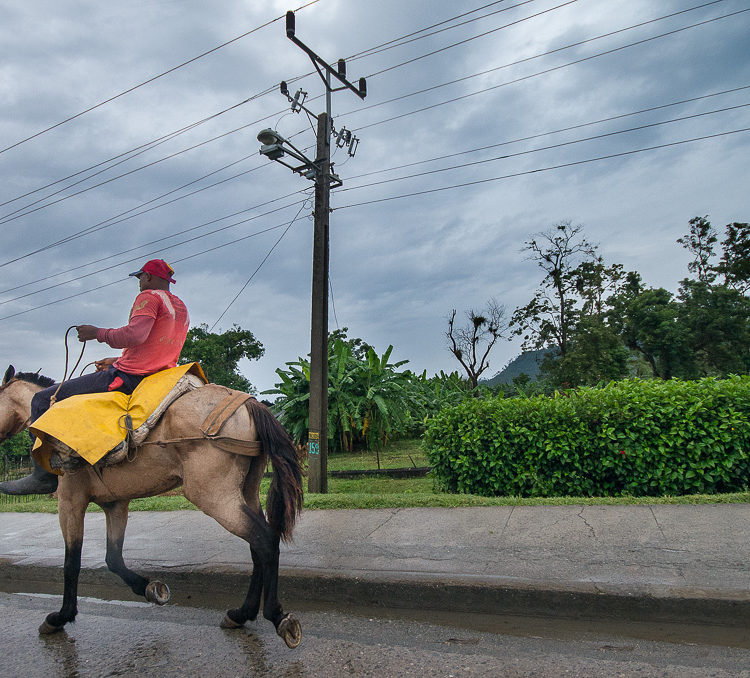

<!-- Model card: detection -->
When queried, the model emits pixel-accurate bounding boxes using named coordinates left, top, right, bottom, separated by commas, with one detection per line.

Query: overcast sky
left=1, top=0, right=748, bottom=392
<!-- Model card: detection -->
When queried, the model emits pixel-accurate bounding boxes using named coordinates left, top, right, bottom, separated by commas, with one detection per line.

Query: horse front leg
left=39, top=489, right=88, bottom=634
left=99, top=500, right=170, bottom=605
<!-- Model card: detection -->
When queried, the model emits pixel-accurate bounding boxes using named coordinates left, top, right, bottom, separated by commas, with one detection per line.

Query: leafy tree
left=677, top=280, right=750, bottom=376
left=328, top=327, right=374, bottom=360
left=446, top=298, right=508, bottom=390
left=0, top=432, right=32, bottom=472
left=179, top=324, right=264, bottom=392
left=615, top=287, right=695, bottom=379
left=677, top=216, right=718, bottom=283
left=511, top=221, right=597, bottom=357
left=541, top=317, right=630, bottom=387
left=715, top=222, right=750, bottom=294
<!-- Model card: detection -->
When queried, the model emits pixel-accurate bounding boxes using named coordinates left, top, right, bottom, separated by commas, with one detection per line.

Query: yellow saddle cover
left=31, top=363, right=207, bottom=474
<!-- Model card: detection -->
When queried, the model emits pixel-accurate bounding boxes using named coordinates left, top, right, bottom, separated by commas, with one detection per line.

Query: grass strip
left=2, top=475, right=748, bottom=513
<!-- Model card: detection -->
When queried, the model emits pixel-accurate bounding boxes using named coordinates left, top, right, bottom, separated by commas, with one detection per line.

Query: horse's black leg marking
left=100, top=501, right=149, bottom=597
left=226, top=547, right=264, bottom=626
left=44, top=539, right=82, bottom=629
left=261, top=534, right=285, bottom=629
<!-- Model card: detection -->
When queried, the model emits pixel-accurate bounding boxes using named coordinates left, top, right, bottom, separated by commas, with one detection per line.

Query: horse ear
left=3, top=365, right=15, bottom=386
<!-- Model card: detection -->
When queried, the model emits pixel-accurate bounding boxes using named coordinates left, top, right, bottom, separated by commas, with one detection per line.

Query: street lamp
left=257, top=128, right=282, bottom=145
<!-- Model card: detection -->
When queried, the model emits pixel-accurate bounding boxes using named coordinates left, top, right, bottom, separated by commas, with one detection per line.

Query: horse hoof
left=38, top=620, right=63, bottom=635
left=277, top=614, right=302, bottom=649
left=145, top=581, right=170, bottom=605
left=220, top=614, right=244, bottom=629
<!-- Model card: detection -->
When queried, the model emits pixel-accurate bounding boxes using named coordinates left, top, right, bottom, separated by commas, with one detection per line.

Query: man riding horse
left=0, top=258, right=189, bottom=495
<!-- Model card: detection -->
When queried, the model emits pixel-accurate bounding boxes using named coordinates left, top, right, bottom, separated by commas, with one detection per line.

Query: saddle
left=30, top=363, right=262, bottom=475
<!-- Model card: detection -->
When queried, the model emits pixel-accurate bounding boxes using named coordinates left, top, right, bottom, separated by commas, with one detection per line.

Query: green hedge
left=424, top=376, right=750, bottom=497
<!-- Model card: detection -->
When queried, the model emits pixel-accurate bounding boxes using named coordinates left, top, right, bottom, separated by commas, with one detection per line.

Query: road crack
left=577, top=508, right=596, bottom=539
left=364, top=508, right=401, bottom=539
left=649, top=506, right=667, bottom=541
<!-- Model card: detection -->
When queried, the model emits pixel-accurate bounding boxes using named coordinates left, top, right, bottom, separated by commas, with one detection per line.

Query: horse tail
left=247, top=399, right=303, bottom=542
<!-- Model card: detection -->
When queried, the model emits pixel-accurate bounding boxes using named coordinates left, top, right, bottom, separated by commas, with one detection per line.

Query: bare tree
left=446, top=299, right=508, bottom=391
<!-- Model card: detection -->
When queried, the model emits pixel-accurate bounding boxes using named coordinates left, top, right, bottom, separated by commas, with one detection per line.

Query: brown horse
left=0, top=365, right=303, bottom=648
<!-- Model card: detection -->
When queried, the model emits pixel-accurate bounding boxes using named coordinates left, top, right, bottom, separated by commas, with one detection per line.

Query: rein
left=50, top=326, right=87, bottom=405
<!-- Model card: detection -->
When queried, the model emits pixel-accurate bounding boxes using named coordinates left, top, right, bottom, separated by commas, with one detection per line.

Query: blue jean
left=30, top=367, right=144, bottom=434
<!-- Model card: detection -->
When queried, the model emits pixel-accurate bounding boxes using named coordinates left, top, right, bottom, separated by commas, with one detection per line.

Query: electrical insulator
left=358, top=78, right=367, bottom=98
left=337, top=59, right=346, bottom=78
left=286, top=11, right=295, bottom=38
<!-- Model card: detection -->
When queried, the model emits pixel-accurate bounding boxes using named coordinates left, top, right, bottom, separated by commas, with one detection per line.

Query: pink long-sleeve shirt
left=95, top=290, right=189, bottom=375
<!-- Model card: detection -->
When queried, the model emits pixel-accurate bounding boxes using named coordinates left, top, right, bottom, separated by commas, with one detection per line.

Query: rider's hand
left=95, top=358, right=117, bottom=372
left=76, top=325, right=99, bottom=342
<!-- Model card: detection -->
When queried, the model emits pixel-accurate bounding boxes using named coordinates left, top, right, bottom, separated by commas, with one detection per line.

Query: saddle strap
left=201, top=390, right=255, bottom=437
left=139, top=435, right=262, bottom=456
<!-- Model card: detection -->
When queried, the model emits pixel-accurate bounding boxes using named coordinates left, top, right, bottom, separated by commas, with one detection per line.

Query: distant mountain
left=483, top=348, right=555, bottom=386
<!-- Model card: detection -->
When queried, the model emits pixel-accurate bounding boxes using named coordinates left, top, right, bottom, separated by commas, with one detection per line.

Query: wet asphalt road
left=1, top=589, right=748, bottom=678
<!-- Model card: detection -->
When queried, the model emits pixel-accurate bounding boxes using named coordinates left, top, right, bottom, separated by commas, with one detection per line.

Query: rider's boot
left=0, top=460, right=58, bottom=495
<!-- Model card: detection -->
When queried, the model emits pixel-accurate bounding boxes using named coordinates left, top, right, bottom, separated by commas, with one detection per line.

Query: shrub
left=424, top=376, right=750, bottom=497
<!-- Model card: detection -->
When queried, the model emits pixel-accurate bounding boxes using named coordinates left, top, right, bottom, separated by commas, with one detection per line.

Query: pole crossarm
left=285, top=11, right=367, bottom=100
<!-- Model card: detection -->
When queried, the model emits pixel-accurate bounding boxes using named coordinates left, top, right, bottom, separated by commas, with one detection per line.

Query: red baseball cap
left=129, top=259, right=176, bottom=283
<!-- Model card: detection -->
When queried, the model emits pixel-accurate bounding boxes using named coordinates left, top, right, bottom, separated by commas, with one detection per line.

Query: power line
left=358, top=0, right=729, bottom=91
left=348, top=6, right=750, bottom=133
left=350, top=0, right=539, bottom=63
left=329, top=275, right=339, bottom=330
left=364, top=0, right=578, bottom=80
left=210, top=198, right=312, bottom=330
left=29, top=112, right=746, bottom=303
left=0, top=157, right=264, bottom=269
left=344, top=85, right=750, bottom=181
left=2, top=0, right=724, bottom=221
left=0, top=1, right=531, bottom=210
left=6, top=0, right=719, bottom=231
left=0, top=195, right=308, bottom=300
left=0, top=89, right=275, bottom=210
left=333, top=127, right=750, bottom=210
left=0, top=212, right=307, bottom=323
left=346, top=0, right=513, bottom=61
left=0, top=114, right=275, bottom=227
left=339, top=102, right=750, bottom=190
left=0, top=0, right=323, bottom=156
left=3, top=127, right=746, bottom=321
left=0, top=130, right=314, bottom=271
left=5, top=84, right=745, bottom=292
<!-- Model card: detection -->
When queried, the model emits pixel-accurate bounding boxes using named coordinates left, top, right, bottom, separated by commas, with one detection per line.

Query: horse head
left=0, top=365, right=49, bottom=440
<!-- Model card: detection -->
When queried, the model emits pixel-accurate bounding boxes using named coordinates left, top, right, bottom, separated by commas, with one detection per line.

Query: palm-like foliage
left=266, top=340, right=433, bottom=456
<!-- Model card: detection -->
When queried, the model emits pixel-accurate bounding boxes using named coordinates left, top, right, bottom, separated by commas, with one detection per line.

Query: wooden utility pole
left=258, top=11, right=366, bottom=493
left=307, top=111, right=331, bottom=493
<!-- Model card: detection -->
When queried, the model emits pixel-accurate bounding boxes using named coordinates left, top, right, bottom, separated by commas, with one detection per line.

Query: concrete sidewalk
left=1, top=505, right=748, bottom=626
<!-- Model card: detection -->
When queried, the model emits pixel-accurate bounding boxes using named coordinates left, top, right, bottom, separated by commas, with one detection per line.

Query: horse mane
left=14, top=371, right=55, bottom=389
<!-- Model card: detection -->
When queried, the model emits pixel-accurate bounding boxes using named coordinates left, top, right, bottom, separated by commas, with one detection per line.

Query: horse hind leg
left=260, top=533, right=301, bottom=649
left=195, top=495, right=301, bottom=647
left=220, top=531, right=301, bottom=649
left=100, top=500, right=170, bottom=605
left=221, top=547, right=263, bottom=628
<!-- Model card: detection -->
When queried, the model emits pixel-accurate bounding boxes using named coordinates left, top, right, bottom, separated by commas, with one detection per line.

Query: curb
left=2, top=562, right=747, bottom=629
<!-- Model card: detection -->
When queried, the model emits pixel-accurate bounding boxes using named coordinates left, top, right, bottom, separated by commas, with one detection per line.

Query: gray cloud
left=1, top=0, right=748, bottom=389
